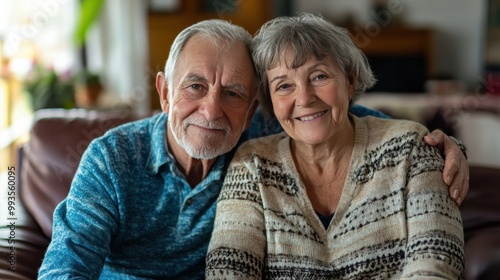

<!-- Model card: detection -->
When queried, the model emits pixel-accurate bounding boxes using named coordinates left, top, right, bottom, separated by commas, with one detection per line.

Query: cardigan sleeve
left=401, top=137, right=465, bottom=279
left=206, top=153, right=266, bottom=280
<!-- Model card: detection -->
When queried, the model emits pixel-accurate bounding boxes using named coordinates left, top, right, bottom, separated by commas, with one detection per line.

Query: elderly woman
left=206, top=14, right=464, bottom=279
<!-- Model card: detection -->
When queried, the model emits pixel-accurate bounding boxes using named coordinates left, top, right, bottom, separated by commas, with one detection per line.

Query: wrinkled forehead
left=268, top=44, right=330, bottom=72
left=268, top=42, right=330, bottom=72
left=177, top=35, right=256, bottom=91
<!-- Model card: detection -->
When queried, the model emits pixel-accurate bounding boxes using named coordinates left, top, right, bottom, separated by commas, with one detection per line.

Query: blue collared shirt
left=38, top=105, right=387, bottom=279
left=39, top=113, right=227, bottom=279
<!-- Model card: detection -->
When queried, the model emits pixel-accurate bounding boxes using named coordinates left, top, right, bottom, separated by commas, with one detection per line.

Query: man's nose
left=199, top=90, right=224, bottom=121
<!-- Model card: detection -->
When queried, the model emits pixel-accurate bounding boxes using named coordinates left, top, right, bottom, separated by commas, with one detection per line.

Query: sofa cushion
left=460, top=165, right=500, bottom=280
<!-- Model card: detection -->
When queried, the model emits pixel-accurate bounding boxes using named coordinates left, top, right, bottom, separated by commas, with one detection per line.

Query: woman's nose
left=296, top=84, right=316, bottom=107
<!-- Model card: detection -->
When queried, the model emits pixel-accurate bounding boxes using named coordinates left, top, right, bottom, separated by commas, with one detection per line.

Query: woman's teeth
left=299, top=111, right=326, bottom=121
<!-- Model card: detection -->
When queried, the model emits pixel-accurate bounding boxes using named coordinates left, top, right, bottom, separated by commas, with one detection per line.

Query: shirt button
left=185, top=198, right=192, bottom=206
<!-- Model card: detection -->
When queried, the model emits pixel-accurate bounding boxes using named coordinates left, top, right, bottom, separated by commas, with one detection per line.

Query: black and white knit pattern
left=207, top=116, right=464, bottom=279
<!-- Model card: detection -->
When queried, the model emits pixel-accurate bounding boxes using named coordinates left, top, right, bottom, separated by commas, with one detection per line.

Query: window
left=0, top=0, right=77, bottom=172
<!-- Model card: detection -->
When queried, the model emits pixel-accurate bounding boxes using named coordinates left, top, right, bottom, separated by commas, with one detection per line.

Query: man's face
left=159, top=35, right=256, bottom=159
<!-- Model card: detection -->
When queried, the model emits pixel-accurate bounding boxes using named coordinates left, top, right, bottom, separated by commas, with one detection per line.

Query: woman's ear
left=156, top=72, right=169, bottom=113
left=347, top=75, right=356, bottom=100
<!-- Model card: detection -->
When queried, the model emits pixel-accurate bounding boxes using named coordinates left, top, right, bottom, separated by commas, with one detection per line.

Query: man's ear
left=244, top=99, right=259, bottom=130
left=156, top=72, right=169, bottom=113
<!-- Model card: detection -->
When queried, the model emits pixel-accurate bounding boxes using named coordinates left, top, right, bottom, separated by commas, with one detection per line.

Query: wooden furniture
left=351, top=26, right=434, bottom=75
left=350, top=26, right=435, bottom=93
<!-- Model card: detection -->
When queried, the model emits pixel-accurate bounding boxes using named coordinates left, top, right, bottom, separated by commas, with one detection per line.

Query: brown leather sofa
left=0, top=108, right=150, bottom=279
left=1, top=108, right=499, bottom=279
left=461, top=166, right=500, bottom=280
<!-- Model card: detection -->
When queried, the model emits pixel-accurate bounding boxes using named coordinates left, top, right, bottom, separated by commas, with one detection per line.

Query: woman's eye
left=277, top=84, right=291, bottom=91
left=314, top=74, right=327, bottom=80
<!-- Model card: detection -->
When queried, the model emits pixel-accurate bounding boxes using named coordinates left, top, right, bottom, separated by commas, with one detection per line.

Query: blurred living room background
left=1, top=0, right=500, bottom=174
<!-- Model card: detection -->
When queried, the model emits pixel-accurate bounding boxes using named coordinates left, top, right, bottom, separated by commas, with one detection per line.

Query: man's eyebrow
left=223, top=83, right=247, bottom=94
left=183, top=74, right=248, bottom=96
left=184, top=74, right=208, bottom=83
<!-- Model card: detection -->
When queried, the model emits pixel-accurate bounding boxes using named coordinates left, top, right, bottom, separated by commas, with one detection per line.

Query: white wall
left=456, top=111, right=500, bottom=168
left=293, top=0, right=488, bottom=91
left=87, top=0, right=150, bottom=114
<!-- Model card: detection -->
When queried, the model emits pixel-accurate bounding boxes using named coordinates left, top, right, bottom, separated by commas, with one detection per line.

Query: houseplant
left=23, top=65, right=75, bottom=111
left=74, top=70, right=103, bottom=108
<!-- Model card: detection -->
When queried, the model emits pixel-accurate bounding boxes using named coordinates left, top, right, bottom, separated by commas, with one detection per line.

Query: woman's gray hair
left=252, top=13, right=376, bottom=118
left=164, top=19, right=254, bottom=92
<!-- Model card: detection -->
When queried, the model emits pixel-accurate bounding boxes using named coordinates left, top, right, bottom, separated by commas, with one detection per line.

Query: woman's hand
left=424, top=130, right=469, bottom=206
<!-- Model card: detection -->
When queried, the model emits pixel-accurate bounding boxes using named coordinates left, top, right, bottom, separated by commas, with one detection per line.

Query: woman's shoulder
left=359, top=115, right=429, bottom=141
left=363, top=115, right=428, bottom=130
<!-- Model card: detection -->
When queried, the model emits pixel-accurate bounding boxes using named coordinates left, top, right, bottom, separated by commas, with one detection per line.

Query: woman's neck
left=291, top=118, right=355, bottom=217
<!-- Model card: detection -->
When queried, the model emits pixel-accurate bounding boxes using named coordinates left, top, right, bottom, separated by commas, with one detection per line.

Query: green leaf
left=73, top=0, right=105, bottom=46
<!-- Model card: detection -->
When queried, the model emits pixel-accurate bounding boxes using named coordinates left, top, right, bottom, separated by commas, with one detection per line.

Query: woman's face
left=267, top=49, right=354, bottom=146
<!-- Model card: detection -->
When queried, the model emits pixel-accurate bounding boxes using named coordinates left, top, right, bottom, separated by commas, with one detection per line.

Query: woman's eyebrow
left=269, top=75, right=286, bottom=84
left=307, top=62, right=327, bottom=71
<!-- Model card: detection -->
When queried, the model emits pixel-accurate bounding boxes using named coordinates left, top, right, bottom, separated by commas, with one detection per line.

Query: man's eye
left=222, top=91, right=249, bottom=108
left=224, top=91, right=245, bottom=100
left=227, top=91, right=238, bottom=98
left=190, top=84, right=202, bottom=90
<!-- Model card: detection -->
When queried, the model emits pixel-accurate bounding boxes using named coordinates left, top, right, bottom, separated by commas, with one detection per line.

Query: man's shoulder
left=107, top=113, right=163, bottom=134
left=102, top=113, right=163, bottom=138
left=350, top=104, right=390, bottom=119
left=77, top=113, right=167, bottom=179
left=90, top=113, right=165, bottom=151
left=245, top=108, right=283, bottom=139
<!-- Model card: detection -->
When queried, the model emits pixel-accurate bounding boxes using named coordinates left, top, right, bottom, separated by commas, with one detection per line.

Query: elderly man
left=38, top=19, right=468, bottom=279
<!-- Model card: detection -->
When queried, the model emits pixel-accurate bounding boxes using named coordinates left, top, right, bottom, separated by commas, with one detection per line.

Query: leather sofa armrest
left=460, top=165, right=500, bottom=280
left=0, top=147, right=50, bottom=279
left=464, top=227, right=500, bottom=280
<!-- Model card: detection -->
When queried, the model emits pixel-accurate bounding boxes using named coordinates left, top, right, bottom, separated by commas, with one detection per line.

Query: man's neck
left=166, top=127, right=217, bottom=188
left=180, top=157, right=217, bottom=187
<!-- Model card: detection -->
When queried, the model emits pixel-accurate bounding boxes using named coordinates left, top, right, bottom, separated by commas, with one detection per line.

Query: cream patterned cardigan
left=206, top=116, right=464, bottom=279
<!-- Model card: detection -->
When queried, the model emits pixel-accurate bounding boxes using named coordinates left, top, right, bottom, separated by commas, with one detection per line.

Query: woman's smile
left=296, top=110, right=328, bottom=122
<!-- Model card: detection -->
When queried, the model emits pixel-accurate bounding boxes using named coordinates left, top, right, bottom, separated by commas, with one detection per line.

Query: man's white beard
left=169, top=115, right=240, bottom=159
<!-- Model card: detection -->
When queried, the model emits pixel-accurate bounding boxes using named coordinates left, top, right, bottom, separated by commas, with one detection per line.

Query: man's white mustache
left=183, top=116, right=229, bottom=132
